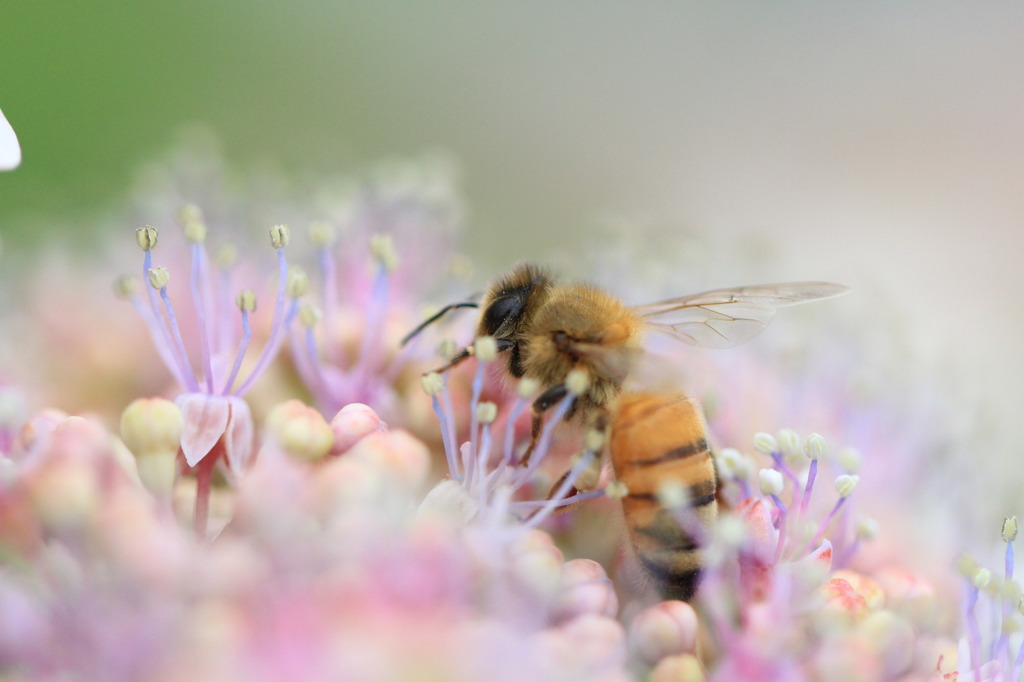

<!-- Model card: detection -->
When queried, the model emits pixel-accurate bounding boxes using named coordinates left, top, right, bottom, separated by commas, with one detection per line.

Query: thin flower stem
left=318, top=247, right=340, bottom=366
left=475, top=423, right=492, bottom=511
left=966, top=584, right=982, bottom=682
left=770, top=451, right=801, bottom=488
left=798, top=459, right=818, bottom=516
left=142, top=250, right=194, bottom=389
left=524, top=450, right=595, bottom=529
left=440, top=378, right=461, bottom=481
left=189, top=243, right=215, bottom=393
left=466, top=359, right=486, bottom=487
left=128, top=294, right=186, bottom=387
left=159, top=287, right=200, bottom=392
left=220, top=309, right=252, bottom=395
left=216, top=267, right=234, bottom=354
left=500, top=398, right=528, bottom=469
left=233, top=248, right=288, bottom=396
left=298, top=325, right=330, bottom=405
left=771, top=493, right=788, bottom=562
left=431, top=392, right=459, bottom=479
left=807, top=497, right=847, bottom=554
left=508, top=396, right=574, bottom=494
left=354, top=266, right=389, bottom=396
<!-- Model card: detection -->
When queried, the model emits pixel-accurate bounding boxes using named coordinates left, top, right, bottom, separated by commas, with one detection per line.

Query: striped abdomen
left=610, top=392, right=717, bottom=601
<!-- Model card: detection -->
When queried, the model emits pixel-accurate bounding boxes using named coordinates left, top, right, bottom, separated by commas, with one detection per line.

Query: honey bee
left=609, top=391, right=716, bottom=600
left=404, top=262, right=846, bottom=598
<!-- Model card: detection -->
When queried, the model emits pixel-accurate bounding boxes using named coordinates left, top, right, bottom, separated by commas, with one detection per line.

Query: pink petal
left=222, top=396, right=254, bottom=478
left=738, top=497, right=779, bottom=561
left=175, top=393, right=229, bottom=467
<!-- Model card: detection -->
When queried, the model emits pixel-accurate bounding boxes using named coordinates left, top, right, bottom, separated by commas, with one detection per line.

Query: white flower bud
left=804, top=433, right=827, bottom=460
left=420, top=372, right=444, bottom=396
left=475, top=401, right=498, bottom=424
left=517, top=377, right=540, bottom=400
left=856, top=517, right=879, bottom=541
left=605, top=479, right=628, bottom=499
left=837, top=447, right=861, bottom=473
left=753, top=432, right=777, bottom=454
left=473, top=336, right=498, bottom=362
left=758, top=468, right=784, bottom=496
left=777, top=429, right=801, bottom=459
left=566, top=369, right=590, bottom=397
left=834, top=474, right=860, bottom=498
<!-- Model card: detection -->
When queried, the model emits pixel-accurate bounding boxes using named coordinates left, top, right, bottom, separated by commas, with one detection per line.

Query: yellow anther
left=147, top=267, right=170, bottom=290
left=135, top=226, right=158, bottom=251
left=270, top=224, right=291, bottom=249
left=236, top=290, right=257, bottom=312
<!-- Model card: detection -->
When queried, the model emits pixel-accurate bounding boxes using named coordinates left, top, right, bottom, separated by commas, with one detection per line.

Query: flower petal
left=0, top=108, right=21, bottom=171
left=222, top=396, right=254, bottom=478
left=175, top=393, right=230, bottom=467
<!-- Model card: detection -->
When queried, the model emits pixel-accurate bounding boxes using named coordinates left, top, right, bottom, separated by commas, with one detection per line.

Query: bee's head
left=477, top=263, right=552, bottom=340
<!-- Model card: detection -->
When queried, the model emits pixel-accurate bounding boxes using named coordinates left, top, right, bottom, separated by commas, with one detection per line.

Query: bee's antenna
left=400, top=301, right=479, bottom=347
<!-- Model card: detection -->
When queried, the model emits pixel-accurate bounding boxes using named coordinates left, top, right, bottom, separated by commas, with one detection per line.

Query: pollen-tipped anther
left=753, top=432, right=777, bottom=454
left=805, top=433, right=827, bottom=460
left=215, top=244, right=238, bottom=269
left=421, top=372, right=444, bottom=396
left=299, top=304, right=321, bottom=328
left=113, top=275, right=138, bottom=298
left=566, top=369, right=590, bottom=397
left=177, top=203, right=203, bottom=226
left=758, top=468, right=784, bottom=496
left=517, top=377, right=540, bottom=400
left=270, top=224, right=291, bottom=249
left=135, top=226, right=159, bottom=251
left=370, top=233, right=398, bottom=272
left=236, top=290, right=257, bottom=313
left=287, top=267, right=309, bottom=298
left=1003, top=516, right=1019, bottom=543
left=474, top=336, right=499, bottom=362
left=777, top=428, right=801, bottom=459
left=475, top=401, right=498, bottom=424
left=834, top=473, right=860, bottom=498
left=183, top=220, right=207, bottom=244
left=147, top=267, right=170, bottom=290
left=308, top=221, right=336, bottom=248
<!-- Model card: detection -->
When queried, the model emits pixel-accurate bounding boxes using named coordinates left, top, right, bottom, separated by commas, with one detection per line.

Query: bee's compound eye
left=482, top=294, right=523, bottom=335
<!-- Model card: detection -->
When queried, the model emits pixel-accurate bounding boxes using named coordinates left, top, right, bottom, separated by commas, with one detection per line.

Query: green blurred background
left=3, top=1, right=1024, bottom=518
left=2, top=1, right=1023, bottom=364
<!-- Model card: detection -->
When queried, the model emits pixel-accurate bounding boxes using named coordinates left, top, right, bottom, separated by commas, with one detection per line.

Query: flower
left=118, top=217, right=296, bottom=537
left=288, top=158, right=465, bottom=426
left=0, top=107, right=20, bottom=171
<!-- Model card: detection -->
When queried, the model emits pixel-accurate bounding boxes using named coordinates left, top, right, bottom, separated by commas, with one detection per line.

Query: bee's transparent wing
left=635, top=282, right=848, bottom=349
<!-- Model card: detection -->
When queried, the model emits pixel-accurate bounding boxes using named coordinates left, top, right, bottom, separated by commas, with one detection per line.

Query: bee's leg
left=531, top=407, right=611, bottom=518
left=423, top=339, right=515, bottom=376
left=518, top=383, right=569, bottom=467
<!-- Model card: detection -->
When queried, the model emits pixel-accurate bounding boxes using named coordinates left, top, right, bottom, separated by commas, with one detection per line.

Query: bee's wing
left=634, top=282, right=848, bottom=349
